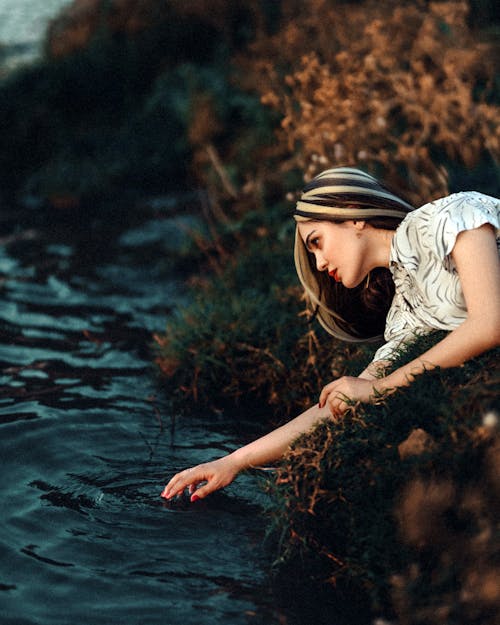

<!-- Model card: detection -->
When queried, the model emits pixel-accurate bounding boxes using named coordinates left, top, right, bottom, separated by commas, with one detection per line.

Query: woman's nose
left=315, top=253, right=328, bottom=272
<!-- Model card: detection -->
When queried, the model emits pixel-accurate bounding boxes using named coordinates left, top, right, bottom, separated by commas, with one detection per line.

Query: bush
left=154, top=203, right=374, bottom=419
left=266, top=334, right=500, bottom=623
left=235, top=0, right=500, bottom=204
left=0, top=0, right=269, bottom=204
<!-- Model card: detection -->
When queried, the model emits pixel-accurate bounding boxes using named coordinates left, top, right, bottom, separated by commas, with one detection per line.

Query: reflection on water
left=0, top=0, right=70, bottom=69
left=0, top=200, right=283, bottom=625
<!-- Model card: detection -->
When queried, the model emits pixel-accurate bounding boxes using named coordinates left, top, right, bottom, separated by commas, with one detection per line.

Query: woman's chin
left=343, top=276, right=365, bottom=289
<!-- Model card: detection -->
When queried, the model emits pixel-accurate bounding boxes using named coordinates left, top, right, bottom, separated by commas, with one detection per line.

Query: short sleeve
left=428, top=192, right=500, bottom=262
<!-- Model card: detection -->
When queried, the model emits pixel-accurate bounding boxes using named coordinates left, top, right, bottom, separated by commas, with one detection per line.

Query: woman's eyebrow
left=305, top=230, right=317, bottom=250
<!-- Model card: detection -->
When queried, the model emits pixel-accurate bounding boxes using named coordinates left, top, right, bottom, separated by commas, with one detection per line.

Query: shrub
left=154, top=207, right=374, bottom=419
left=0, top=0, right=267, bottom=204
left=266, top=334, right=500, bottom=623
left=236, top=0, right=500, bottom=204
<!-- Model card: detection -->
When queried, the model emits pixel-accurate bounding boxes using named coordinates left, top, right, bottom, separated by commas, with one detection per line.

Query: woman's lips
left=328, top=269, right=341, bottom=282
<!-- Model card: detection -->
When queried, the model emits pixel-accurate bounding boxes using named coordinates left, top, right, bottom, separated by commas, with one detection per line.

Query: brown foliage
left=397, top=427, right=436, bottom=460
left=45, top=1, right=499, bottom=208
left=236, top=0, right=499, bottom=204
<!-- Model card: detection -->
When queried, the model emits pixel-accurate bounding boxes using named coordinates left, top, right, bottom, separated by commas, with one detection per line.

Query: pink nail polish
left=191, top=494, right=200, bottom=502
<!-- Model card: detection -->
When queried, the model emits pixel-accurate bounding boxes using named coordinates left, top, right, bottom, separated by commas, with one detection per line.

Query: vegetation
left=1, top=1, right=499, bottom=622
left=240, top=0, right=500, bottom=203
left=154, top=206, right=374, bottom=420
left=267, top=335, right=500, bottom=623
left=0, top=0, right=268, bottom=206
left=152, top=0, right=500, bottom=415
left=151, top=4, right=500, bottom=620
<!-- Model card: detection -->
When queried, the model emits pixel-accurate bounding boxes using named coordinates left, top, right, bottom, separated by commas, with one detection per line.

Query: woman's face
left=297, top=219, right=369, bottom=289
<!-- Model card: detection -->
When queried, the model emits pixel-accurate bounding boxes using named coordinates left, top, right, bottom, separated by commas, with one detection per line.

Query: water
left=0, top=200, right=282, bottom=625
left=0, top=0, right=70, bottom=68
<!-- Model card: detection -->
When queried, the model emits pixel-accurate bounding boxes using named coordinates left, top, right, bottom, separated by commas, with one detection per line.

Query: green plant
left=266, top=334, right=500, bottom=622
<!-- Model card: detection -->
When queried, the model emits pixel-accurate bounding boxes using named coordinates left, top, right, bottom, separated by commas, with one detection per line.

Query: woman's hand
left=319, top=376, right=381, bottom=415
left=161, top=455, right=241, bottom=502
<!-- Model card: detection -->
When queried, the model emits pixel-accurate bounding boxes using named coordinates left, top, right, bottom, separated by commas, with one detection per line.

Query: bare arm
left=377, top=224, right=500, bottom=390
left=162, top=225, right=499, bottom=501
left=161, top=402, right=332, bottom=501
left=320, top=224, right=500, bottom=413
left=161, top=359, right=379, bottom=502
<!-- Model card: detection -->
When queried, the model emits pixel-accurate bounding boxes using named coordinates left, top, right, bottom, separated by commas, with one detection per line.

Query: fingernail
left=191, top=494, right=200, bottom=502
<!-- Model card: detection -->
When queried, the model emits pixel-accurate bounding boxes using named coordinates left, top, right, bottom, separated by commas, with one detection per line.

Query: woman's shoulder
left=404, top=191, right=499, bottom=222
left=420, top=190, right=499, bottom=216
left=393, top=190, right=499, bottom=264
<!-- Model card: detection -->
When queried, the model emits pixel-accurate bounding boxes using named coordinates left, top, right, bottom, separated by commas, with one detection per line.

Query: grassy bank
left=154, top=203, right=375, bottom=420
left=266, top=336, right=499, bottom=623
left=151, top=4, right=499, bottom=619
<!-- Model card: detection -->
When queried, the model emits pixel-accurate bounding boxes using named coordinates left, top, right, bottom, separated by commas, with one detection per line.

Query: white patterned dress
left=373, top=191, right=500, bottom=362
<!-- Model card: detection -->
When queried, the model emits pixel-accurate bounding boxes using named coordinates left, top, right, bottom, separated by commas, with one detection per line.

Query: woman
left=161, top=167, right=500, bottom=502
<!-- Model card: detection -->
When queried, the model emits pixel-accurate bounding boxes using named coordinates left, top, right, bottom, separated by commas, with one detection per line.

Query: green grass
left=265, top=334, right=499, bottom=622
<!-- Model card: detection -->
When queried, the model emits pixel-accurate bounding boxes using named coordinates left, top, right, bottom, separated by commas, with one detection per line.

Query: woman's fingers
left=161, top=466, right=207, bottom=499
left=319, top=380, right=349, bottom=412
left=161, top=457, right=239, bottom=502
left=326, top=393, right=349, bottom=416
left=319, top=381, right=336, bottom=408
left=189, top=480, right=217, bottom=501
left=320, top=376, right=375, bottom=413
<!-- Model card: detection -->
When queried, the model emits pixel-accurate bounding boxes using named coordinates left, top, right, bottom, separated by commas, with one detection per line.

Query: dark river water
left=0, top=198, right=287, bottom=625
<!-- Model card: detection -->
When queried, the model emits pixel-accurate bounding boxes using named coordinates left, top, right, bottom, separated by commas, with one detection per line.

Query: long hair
left=294, top=167, right=415, bottom=342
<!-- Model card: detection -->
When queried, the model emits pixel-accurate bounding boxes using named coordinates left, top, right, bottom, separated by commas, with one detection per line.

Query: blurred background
left=0, top=0, right=498, bottom=216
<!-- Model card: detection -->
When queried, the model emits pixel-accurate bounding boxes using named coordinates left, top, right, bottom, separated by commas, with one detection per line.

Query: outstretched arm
left=162, top=225, right=499, bottom=500
left=161, top=360, right=385, bottom=502
left=320, top=224, right=500, bottom=413
left=161, top=402, right=332, bottom=501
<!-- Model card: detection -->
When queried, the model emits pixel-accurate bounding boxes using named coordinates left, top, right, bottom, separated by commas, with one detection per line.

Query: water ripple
left=0, top=204, right=282, bottom=625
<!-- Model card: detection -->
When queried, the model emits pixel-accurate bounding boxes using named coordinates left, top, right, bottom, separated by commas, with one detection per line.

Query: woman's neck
left=368, top=227, right=395, bottom=270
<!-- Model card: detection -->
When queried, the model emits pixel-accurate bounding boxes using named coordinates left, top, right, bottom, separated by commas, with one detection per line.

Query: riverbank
left=151, top=2, right=500, bottom=622
left=1, top=2, right=499, bottom=623
left=267, top=336, right=500, bottom=624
